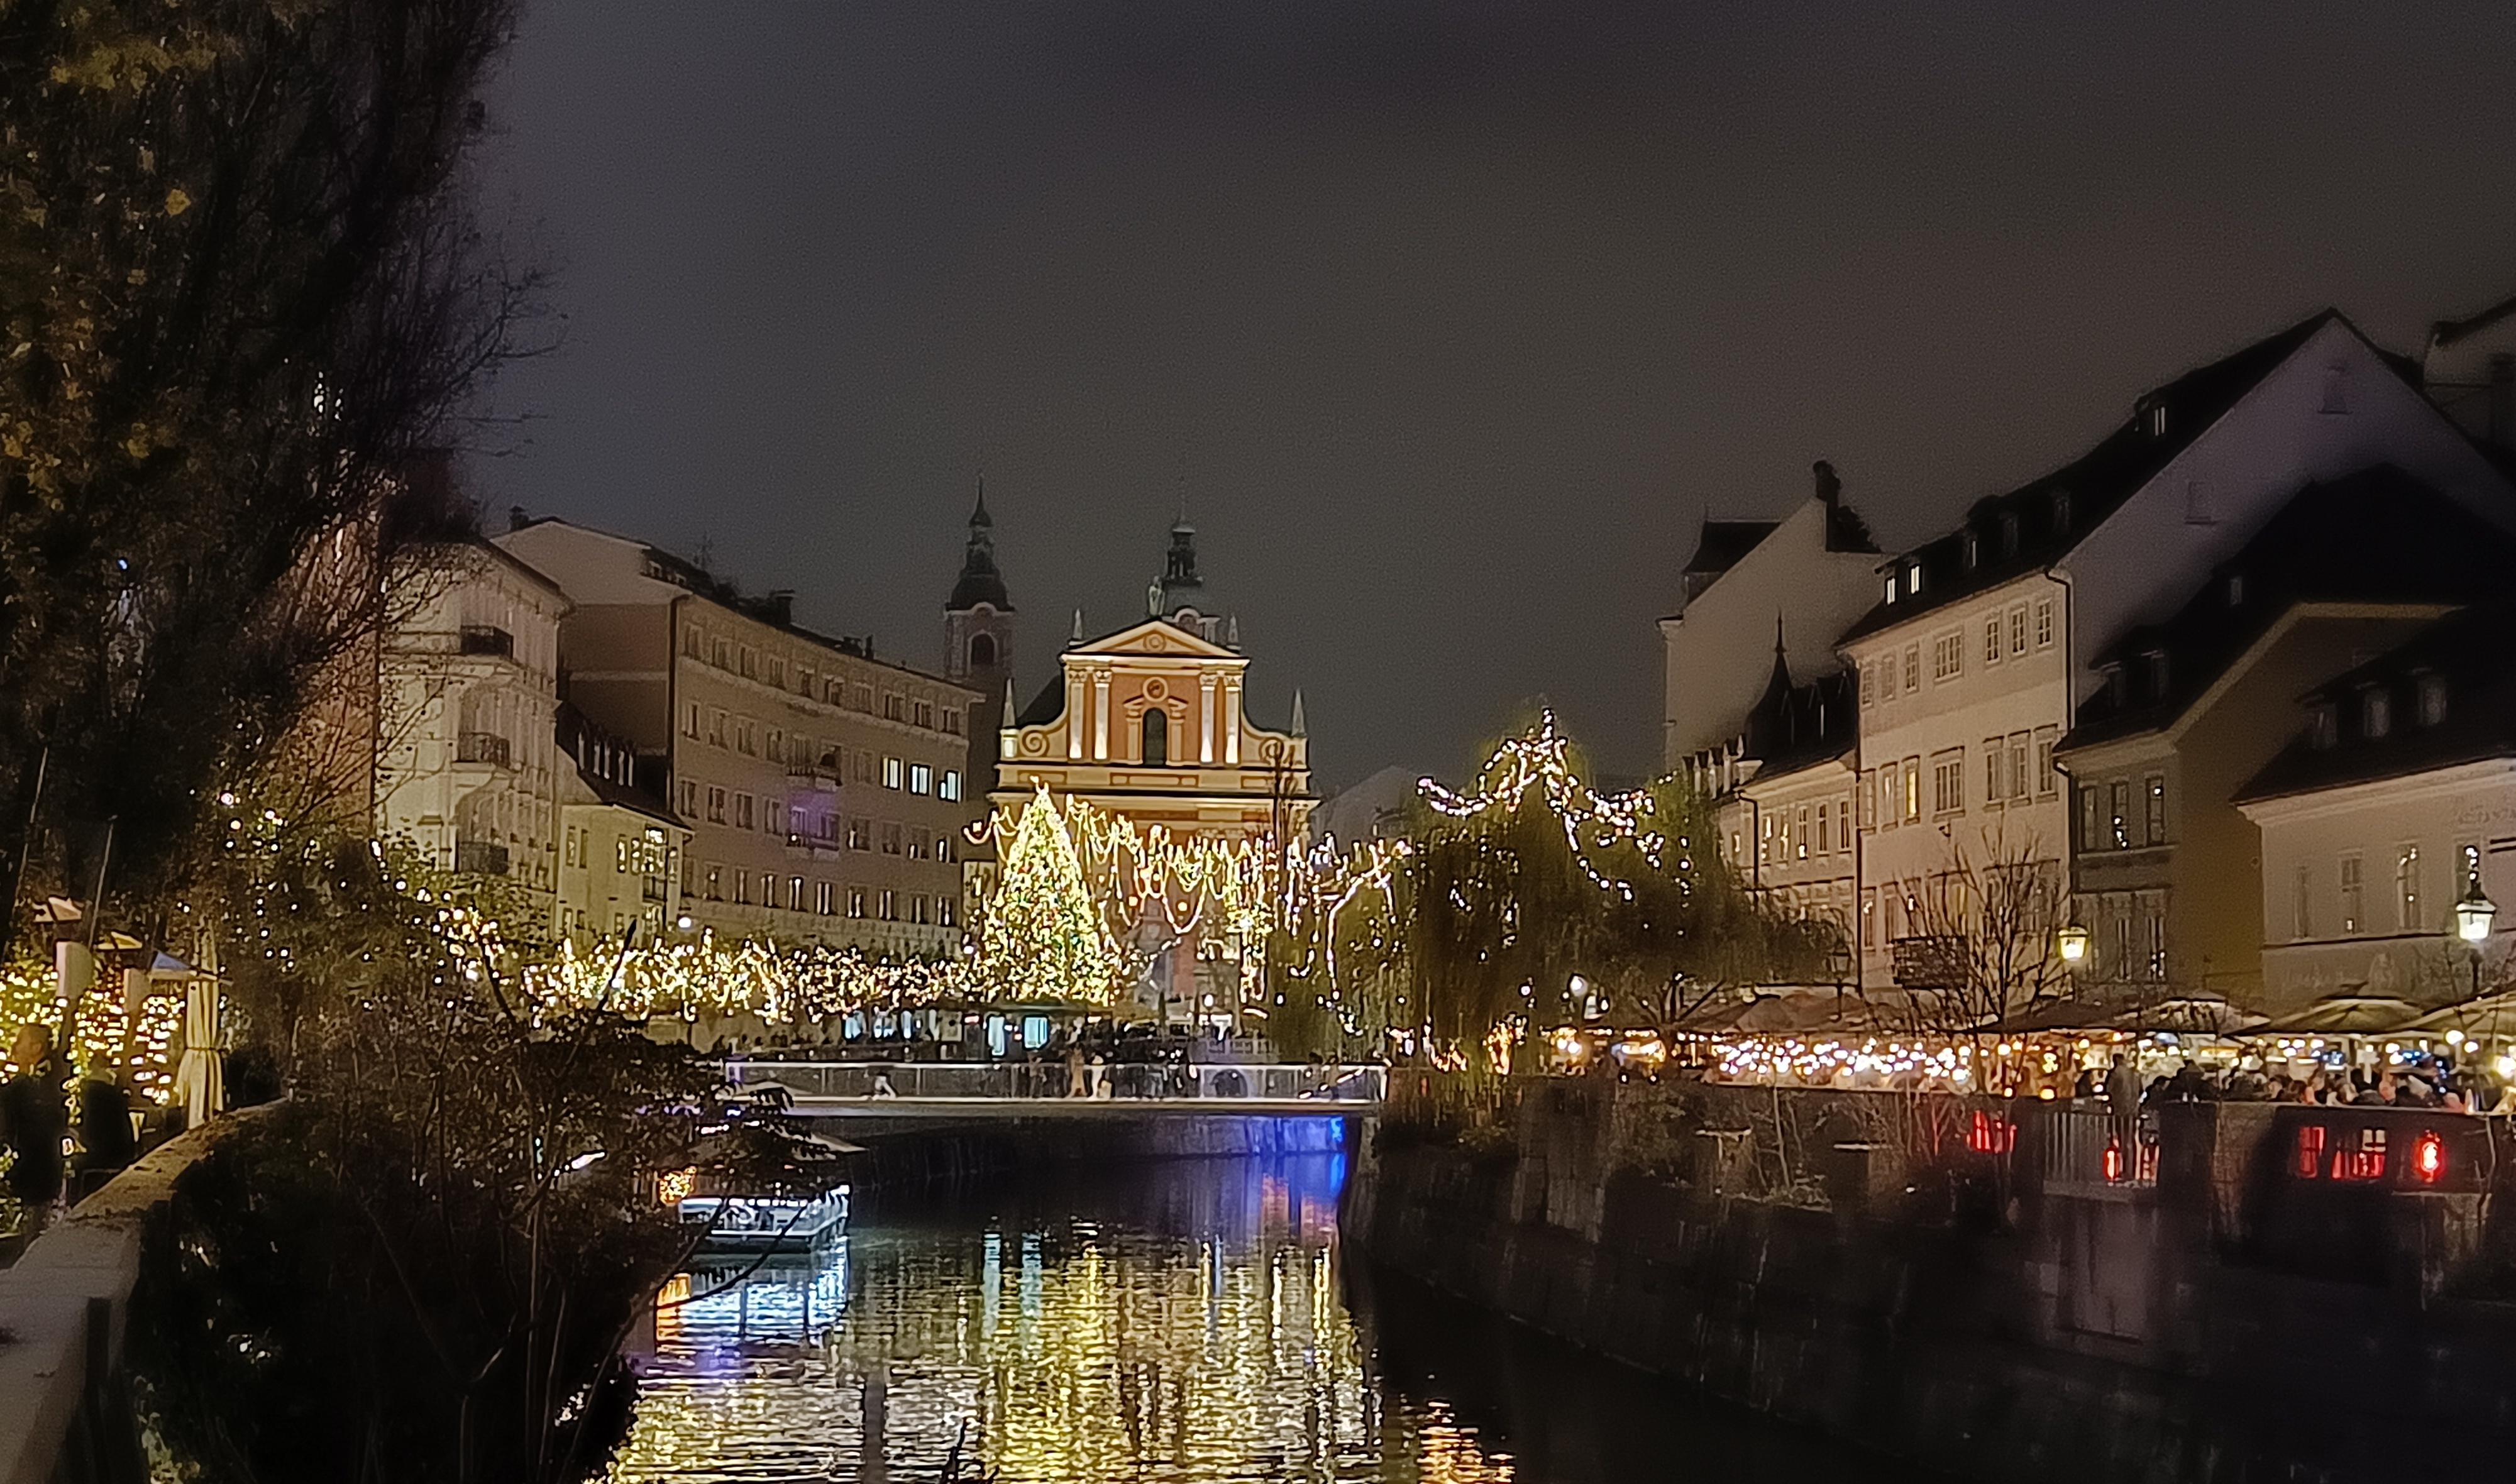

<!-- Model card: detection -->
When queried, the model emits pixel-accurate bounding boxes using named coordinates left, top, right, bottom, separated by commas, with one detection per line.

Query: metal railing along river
left=722, top=1059, right=1386, bottom=1105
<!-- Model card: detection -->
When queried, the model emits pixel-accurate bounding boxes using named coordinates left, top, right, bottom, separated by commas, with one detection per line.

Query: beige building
left=555, top=704, right=690, bottom=952
left=373, top=539, right=571, bottom=923
left=1692, top=635, right=1860, bottom=969
left=496, top=517, right=982, bottom=957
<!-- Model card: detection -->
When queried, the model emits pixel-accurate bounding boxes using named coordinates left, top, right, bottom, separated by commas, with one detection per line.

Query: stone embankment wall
left=1350, top=1073, right=2516, bottom=1484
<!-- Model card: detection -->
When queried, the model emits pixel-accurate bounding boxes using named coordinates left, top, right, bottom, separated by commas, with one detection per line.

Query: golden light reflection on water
left=612, top=1158, right=1514, bottom=1484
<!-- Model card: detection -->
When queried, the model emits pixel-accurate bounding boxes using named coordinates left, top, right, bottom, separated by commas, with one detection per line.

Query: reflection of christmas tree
left=984, top=789, right=1112, bottom=1004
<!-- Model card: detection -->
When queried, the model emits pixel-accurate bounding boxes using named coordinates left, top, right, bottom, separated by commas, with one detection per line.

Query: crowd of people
left=2065, top=1053, right=2505, bottom=1114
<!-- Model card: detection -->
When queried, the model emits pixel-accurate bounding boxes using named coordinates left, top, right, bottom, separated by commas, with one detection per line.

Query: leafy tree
left=0, top=0, right=537, bottom=950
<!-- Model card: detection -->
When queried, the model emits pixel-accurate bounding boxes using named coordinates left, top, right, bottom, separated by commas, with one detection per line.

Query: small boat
left=680, top=1187, right=851, bottom=1257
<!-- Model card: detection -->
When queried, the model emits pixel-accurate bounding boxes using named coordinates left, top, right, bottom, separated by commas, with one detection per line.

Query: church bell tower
left=945, top=478, right=1015, bottom=798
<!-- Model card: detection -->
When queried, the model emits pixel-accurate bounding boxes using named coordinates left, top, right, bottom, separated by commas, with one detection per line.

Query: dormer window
left=2417, top=674, right=2448, bottom=727
left=1998, top=512, right=2020, bottom=558
left=2143, top=401, right=2168, bottom=437
left=1964, top=532, right=1981, bottom=569
left=1884, top=571, right=1899, bottom=604
left=2226, top=573, right=2245, bottom=607
left=2361, top=687, right=2392, bottom=740
left=2051, top=490, right=2072, bottom=531
left=2145, top=650, right=2170, bottom=700
left=1906, top=561, right=1924, bottom=595
left=2102, top=663, right=2127, bottom=705
left=2308, top=703, right=2339, bottom=749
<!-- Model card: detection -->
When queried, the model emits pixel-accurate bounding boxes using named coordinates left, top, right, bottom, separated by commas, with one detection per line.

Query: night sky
left=475, top=1, right=2516, bottom=790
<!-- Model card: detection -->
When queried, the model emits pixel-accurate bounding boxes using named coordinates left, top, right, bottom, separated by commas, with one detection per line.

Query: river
left=610, top=1148, right=1921, bottom=1483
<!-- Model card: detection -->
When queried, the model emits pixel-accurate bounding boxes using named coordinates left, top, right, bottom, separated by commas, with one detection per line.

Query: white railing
left=2039, top=1106, right=2159, bottom=1190
left=723, top=1059, right=1386, bottom=1105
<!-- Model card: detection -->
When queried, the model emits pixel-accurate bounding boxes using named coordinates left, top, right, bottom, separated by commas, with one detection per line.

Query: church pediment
left=1069, top=617, right=1244, bottom=662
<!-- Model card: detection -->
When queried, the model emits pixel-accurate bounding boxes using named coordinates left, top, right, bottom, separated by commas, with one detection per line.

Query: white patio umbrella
left=172, top=978, right=224, bottom=1126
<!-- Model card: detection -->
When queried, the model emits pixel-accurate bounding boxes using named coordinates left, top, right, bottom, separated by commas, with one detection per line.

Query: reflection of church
left=989, top=510, right=1313, bottom=1022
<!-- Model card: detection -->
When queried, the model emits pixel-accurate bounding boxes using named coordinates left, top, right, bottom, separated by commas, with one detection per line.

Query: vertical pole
left=0, top=745, right=47, bottom=964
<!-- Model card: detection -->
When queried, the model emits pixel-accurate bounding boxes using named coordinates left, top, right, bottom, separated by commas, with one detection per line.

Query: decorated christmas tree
left=983, top=788, right=1113, bottom=1004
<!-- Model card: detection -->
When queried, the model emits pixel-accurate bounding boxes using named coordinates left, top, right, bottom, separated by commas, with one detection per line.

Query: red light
left=2102, top=1140, right=2126, bottom=1182
left=1967, top=1111, right=2017, bottom=1155
left=2414, top=1131, right=2446, bottom=1185
left=2294, top=1125, right=2327, bottom=1179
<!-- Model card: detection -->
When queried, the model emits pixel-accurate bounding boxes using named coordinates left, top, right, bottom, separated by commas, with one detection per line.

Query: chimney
left=760, top=590, right=794, bottom=625
left=508, top=504, right=528, bottom=532
left=1813, top=460, right=1841, bottom=505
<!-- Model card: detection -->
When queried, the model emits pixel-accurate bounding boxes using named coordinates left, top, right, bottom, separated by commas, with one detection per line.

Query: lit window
left=816, top=881, right=834, bottom=916
left=2418, top=675, right=2447, bottom=727
left=883, top=756, right=904, bottom=789
left=847, top=887, right=867, bottom=919
left=2397, top=845, right=2422, bottom=932
left=940, top=770, right=962, bottom=802
left=910, top=763, right=934, bottom=795
left=2362, top=689, right=2391, bottom=739
left=2144, top=775, right=2165, bottom=845
left=940, top=896, right=957, bottom=928
left=788, top=875, right=805, bottom=910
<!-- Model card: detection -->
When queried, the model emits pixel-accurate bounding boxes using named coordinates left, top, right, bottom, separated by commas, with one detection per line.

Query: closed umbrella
left=172, top=979, right=223, bottom=1126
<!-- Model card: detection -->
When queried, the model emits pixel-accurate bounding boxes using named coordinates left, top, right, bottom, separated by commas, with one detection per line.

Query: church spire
left=947, top=474, right=1010, bottom=612
left=1290, top=688, right=1307, bottom=739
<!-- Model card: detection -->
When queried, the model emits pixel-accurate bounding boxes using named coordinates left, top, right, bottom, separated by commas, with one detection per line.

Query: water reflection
left=614, top=1153, right=1907, bottom=1483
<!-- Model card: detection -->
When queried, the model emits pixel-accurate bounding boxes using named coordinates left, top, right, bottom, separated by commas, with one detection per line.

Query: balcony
left=458, top=625, right=515, bottom=658
left=456, top=732, right=512, bottom=767
left=454, top=839, right=510, bottom=876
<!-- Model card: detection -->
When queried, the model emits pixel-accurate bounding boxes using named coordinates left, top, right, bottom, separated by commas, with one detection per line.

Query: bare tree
left=1889, top=827, right=2070, bottom=1039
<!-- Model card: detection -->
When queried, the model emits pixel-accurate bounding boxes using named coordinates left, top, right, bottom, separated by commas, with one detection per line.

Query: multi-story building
left=1838, top=310, right=2514, bottom=990
left=1661, top=461, right=1880, bottom=769
left=2236, top=604, right=2516, bottom=1016
left=496, top=517, right=983, bottom=957
left=2055, top=470, right=2516, bottom=1011
left=1694, top=636, right=1859, bottom=968
left=373, top=538, right=570, bottom=922
left=555, top=704, right=690, bottom=952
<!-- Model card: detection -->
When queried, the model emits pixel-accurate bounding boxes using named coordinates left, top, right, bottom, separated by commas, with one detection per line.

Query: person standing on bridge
left=3, top=1024, right=69, bottom=1236
left=1066, top=1043, right=1088, bottom=1098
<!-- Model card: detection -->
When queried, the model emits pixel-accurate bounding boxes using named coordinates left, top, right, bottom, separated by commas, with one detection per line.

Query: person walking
left=3, top=1025, right=69, bottom=1234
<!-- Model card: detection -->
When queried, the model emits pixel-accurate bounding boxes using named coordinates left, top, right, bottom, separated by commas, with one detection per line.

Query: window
left=2112, top=912, right=2132, bottom=977
left=2361, top=688, right=2391, bottom=739
left=939, top=896, right=957, bottom=928
left=2007, top=733, right=2031, bottom=801
left=682, top=703, right=700, bottom=739
left=1142, top=708, right=1169, bottom=764
left=2033, top=598, right=2054, bottom=649
left=937, top=833, right=954, bottom=864
left=914, top=700, right=934, bottom=729
left=1933, top=632, right=1963, bottom=682
left=2226, top=574, right=2245, bottom=607
left=1906, top=561, right=1924, bottom=595
left=2419, top=675, right=2448, bottom=727
left=738, top=646, right=756, bottom=679
left=2034, top=726, right=2059, bottom=796
left=678, top=779, right=699, bottom=818
left=2339, top=854, right=2364, bottom=933
left=879, top=889, right=898, bottom=921
left=787, top=875, right=805, bottom=911
left=2293, top=864, right=2312, bottom=941
left=884, top=694, right=904, bottom=721
left=1884, top=573, right=1899, bottom=605
left=908, top=828, right=930, bottom=861
left=766, top=727, right=783, bottom=761
left=2397, top=845, right=2422, bottom=932
left=1982, top=739, right=2004, bottom=806
left=847, top=818, right=869, bottom=851
left=706, top=786, right=727, bottom=825
left=2109, top=779, right=2130, bottom=850
left=2143, top=774, right=2165, bottom=845
left=705, top=864, right=723, bottom=901
left=737, top=720, right=756, bottom=756
left=1902, top=758, right=1920, bottom=822
left=2147, top=906, right=2166, bottom=980
left=766, top=800, right=785, bottom=837
left=759, top=871, right=775, bottom=906
left=769, top=657, right=786, bottom=688
left=1795, top=805, right=1811, bottom=859
left=734, top=793, right=754, bottom=830
left=2146, top=651, right=2170, bottom=699
left=910, top=894, right=931, bottom=925
left=970, top=633, right=996, bottom=668
left=1879, top=657, right=1896, bottom=700
left=883, top=756, right=904, bottom=789
left=2308, top=704, right=2339, bottom=749
left=1983, top=617, right=2001, bottom=666
left=816, top=881, right=834, bottom=916
left=682, top=625, right=702, bottom=657
left=940, top=770, right=963, bottom=802
left=1931, top=750, right=1965, bottom=816
left=1902, top=645, right=1920, bottom=691
left=847, top=887, right=867, bottom=919
left=1860, top=664, right=1875, bottom=704
left=910, top=762, right=934, bottom=795
left=733, top=871, right=751, bottom=905
left=707, top=710, right=725, bottom=747
left=1816, top=802, right=1831, bottom=856
left=881, top=822, right=903, bottom=855
left=943, top=708, right=963, bottom=737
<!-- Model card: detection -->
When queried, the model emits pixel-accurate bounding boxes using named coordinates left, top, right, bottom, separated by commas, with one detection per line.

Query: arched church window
left=1141, top=708, right=1168, bottom=766
left=969, top=632, right=996, bottom=669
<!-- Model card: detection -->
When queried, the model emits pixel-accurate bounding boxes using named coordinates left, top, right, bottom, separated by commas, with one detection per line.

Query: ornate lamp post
left=2455, top=874, right=2497, bottom=1001
left=2055, top=921, right=2092, bottom=970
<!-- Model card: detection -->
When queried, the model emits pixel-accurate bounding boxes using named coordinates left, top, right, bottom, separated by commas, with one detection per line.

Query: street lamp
left=2456, top=875, right=2497, bottom=1003
left=2055, top=921, right=2092, bottom=967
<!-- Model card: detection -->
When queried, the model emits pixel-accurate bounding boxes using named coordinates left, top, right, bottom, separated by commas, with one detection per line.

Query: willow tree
left=1404, top=717, right=1826, bottom=1048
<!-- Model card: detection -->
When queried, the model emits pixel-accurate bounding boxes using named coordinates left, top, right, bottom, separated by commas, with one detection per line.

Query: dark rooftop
left=1841, top=310, right=2404, bottom=645
left=2061, top=466, right=2516, bottom=750
left=1682, top=519, right=1779, bottom=577
left=2235, top=602, right=2516, bottom=805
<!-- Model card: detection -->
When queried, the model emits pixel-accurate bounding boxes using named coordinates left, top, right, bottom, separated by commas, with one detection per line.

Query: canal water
left=611, top=1149, right=1919, bottom=1483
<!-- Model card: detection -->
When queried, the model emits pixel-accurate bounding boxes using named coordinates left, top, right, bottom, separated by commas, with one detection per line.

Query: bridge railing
left=724, top=1059, right=1386, bottom=1104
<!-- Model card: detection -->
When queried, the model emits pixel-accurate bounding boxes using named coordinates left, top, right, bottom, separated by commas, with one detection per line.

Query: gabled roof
left=1682, top=519, right=1779, bottom=576
left=1741, top=666, right=1859, bottom=784
left=1068, top=616, right=1244, bottom=661
left=2432, top=292, right=2516, bottom=350
left=1841, top=311, right=2399, bottom=644
left=2235, top=602, right=2516, bottom=804
left=2061, top=466, right=2516, bottom=750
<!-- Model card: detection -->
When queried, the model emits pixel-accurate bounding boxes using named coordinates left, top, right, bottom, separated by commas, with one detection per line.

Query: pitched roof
left=2234, top=602, right=2516, bottom=804
left=2432, top=292, right=2516, bottom=350
left=1682, top=519, right=1780, bottom=576
left=2060, top=466, right=2516, bottom=750
left=1015, top=671, right=1066, bottom=728
left=1840, top=310, right=2385, bottom=644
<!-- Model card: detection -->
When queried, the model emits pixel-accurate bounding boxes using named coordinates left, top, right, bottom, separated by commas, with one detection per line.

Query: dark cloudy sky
left=475, top=1, right=2516, bottom=789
